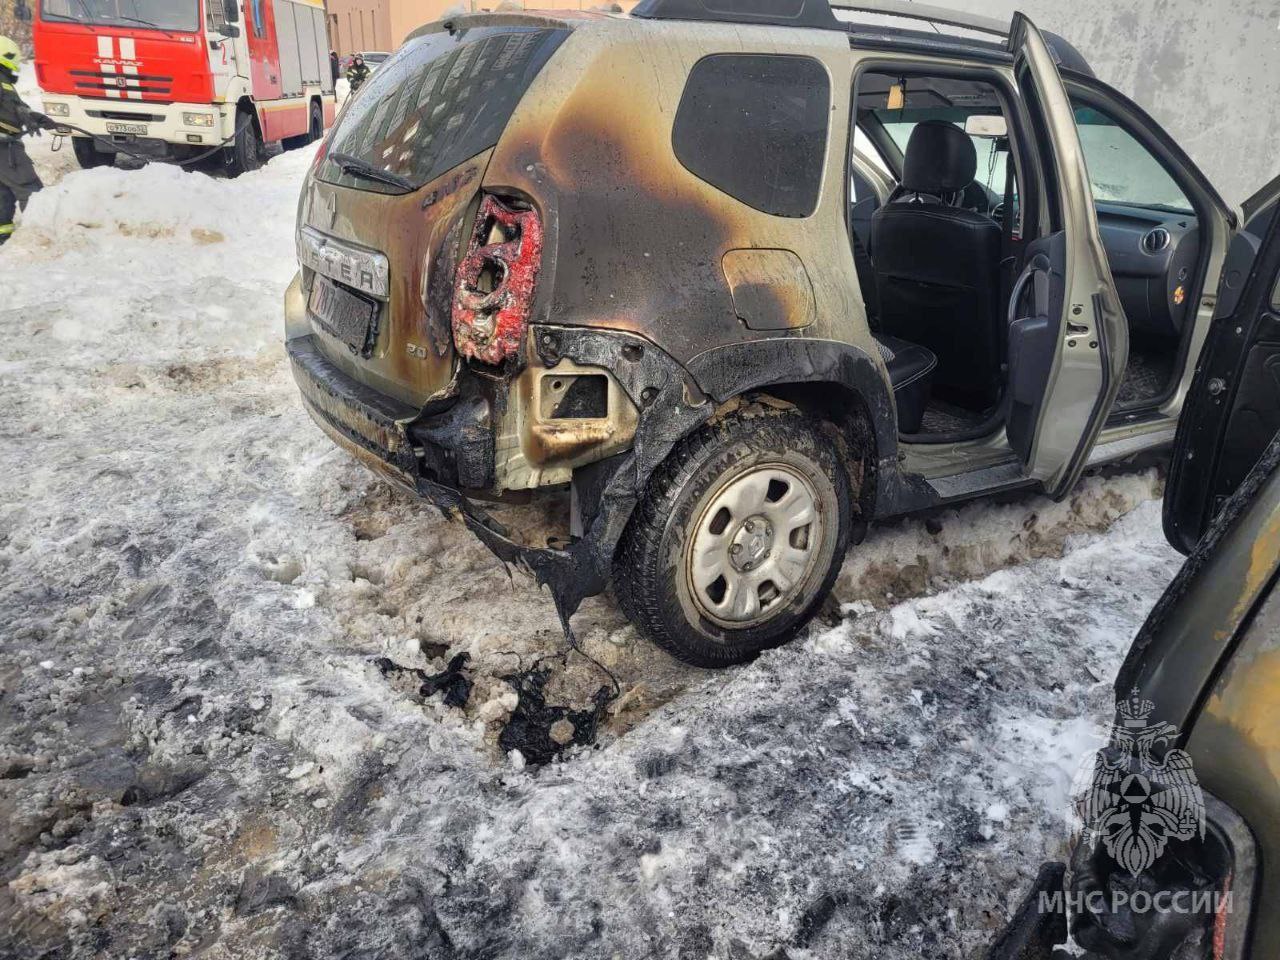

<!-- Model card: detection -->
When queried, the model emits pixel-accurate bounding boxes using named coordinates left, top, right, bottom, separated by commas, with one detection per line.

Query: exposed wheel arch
left=235, top=98, right=264, bottom=141
left=473, top=327, right=934, bottom=630
left=684, top=337, right=904, bottom=522
left=733, top=383, right=878, bottom=538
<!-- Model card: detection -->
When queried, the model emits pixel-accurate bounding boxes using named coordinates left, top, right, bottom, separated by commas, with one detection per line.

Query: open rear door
left=1164, top=175, right=1280, bottom=552
left=1005, top=14, right=1127, bottom=498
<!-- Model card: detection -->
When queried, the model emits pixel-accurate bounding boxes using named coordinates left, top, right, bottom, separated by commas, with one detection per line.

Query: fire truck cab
left=32, top=0, right=336, bottom=175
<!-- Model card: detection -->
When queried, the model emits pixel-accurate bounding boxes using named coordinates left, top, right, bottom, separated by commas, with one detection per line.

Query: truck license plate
left=105, top=122, right=148, bottom=136
left=308, top=276, right=378, bottom=357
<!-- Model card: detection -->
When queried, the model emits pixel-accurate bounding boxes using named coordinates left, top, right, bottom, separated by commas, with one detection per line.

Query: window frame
left=847, top=59, right=1043, bottom=244
left=1062, top=73, right=1234, bottom=418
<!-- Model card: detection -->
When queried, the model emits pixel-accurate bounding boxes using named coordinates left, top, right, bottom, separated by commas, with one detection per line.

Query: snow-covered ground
left=0, top=110, right=1185, bottom=957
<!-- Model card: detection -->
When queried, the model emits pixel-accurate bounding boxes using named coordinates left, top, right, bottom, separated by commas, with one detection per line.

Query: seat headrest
left=901, top=120, right=977, bottom=196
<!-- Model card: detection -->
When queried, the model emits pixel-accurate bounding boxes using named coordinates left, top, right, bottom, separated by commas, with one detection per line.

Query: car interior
left=849, top=71, right=1203, bottom=442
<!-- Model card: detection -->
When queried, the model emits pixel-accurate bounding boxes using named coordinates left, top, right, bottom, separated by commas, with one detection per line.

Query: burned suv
left=285, top=0, right=1276, bottom=666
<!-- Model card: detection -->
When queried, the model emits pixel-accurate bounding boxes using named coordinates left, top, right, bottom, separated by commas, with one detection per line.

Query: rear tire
left=615, top=404, right=852, bottom=668
left=72, top=137, right=114, bottom=169
left=284, top=102, right=323, bottom=150
left=223, top=109, right=262, bottom=178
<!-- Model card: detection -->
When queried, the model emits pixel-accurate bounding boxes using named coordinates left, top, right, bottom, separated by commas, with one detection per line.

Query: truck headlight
left=43, top=102, right=70, bottom=117
left=183, top=112, right=215, bottom=127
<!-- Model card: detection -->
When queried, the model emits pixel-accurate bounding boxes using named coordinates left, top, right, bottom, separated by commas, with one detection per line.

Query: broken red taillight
left=451, top=194, right=543, bottom=366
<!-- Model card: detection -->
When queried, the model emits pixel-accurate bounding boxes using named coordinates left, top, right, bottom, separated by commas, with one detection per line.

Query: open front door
left=1164, top=175, right=1280, bottom=553
left=1005, top=14, right=1127, bottom=498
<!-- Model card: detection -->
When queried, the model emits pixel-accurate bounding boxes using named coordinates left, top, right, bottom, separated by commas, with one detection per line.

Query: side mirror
left=15, top=0, right=31, bottom=22
left=224, top=0, right=240, bottom=23
left=964, top=114, right=1007, bottom=139
left=221, top=23, right=241, bottom=37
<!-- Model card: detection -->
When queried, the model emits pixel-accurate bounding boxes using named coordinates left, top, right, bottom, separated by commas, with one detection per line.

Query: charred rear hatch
left=294, top=22, right=569, bottom=415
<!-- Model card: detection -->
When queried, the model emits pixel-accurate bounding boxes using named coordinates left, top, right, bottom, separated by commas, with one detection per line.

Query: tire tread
left=614, top=404, right=849, bottom=667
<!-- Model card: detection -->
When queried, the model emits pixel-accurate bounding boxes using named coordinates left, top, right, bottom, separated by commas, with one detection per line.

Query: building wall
left=326, top=0, right=635, bottom=55
left=945, top=0, right=1280, bottom=207
left=325, top=0, right=394, bottom=55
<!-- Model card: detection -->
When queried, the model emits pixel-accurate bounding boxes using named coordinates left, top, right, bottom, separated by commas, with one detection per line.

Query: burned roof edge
left=631, top=0, right=845, bottom=31
left=404, top=10, right=607, bottom=45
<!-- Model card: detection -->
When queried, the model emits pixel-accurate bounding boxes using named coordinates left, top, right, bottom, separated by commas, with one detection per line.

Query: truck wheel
left=307, top=102, right=323, bottom=143
left=72, top=137, right=114, bottom=169
left=615, top=405, right=852, bottom=667
left=284, top=102, right=323, bottom=150
left=224, top=109, right=262, bottom=178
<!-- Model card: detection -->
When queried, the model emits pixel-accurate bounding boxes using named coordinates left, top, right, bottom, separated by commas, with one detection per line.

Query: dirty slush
left=0, top=109, right=1185, bottom=958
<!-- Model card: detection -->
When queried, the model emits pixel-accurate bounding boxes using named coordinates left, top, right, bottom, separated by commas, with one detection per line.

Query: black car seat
left=874, top=334, right=935, bottom=434
left=870, top=119, right=1003, bottom=408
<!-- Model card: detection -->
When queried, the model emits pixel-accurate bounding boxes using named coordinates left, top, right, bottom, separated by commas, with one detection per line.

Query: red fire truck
left=31, top=0, right=337, bottom=175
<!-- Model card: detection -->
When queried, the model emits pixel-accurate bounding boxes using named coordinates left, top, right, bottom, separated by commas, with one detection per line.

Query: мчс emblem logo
left=1073, top=689, right=1205, bottom=877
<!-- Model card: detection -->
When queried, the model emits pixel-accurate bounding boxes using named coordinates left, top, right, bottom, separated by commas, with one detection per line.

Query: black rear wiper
left=328, top=151, right=414, bottom=191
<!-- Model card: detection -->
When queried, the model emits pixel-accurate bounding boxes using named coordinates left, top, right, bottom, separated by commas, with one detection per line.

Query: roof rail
left=630, top=0, right=846, bottom=31
left=829, top=0, right=1009, bottom=38
left=630, top=0, right=1010, bottom=36
left=627, top=0, right=1095, bottom=76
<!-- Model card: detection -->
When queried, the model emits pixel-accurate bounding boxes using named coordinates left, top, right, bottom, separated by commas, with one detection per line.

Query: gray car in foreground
left=991, top=175, right=1280, bottom=960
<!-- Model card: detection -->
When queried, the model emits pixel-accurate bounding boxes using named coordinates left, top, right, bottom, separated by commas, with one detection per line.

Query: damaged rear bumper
left=287, top=330, right=598, bottom=616
left=287, top=334, right=422, bottom=487
left=287, top=325, right=713, bottom=622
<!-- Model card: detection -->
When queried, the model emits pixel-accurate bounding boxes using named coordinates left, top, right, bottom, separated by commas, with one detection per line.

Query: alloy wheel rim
left=685, top=464, right=823, bottom=628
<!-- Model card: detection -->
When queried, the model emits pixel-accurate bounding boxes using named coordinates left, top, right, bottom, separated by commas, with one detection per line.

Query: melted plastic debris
left=498, top=669, right=612, bottom=766
left=374, top=652, right=473, bottom=709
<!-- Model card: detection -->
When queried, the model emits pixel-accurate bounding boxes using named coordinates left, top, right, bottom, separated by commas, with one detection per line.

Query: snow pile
left=0, top=146, right=1186, bottom=959
left=835, top=469, right=1162, bottom=605
left=18, top=158, right=302, bottom=255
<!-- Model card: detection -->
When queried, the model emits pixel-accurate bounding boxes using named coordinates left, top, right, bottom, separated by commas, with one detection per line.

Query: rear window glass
left=673, top=54, right=830, bottom=218
left=319, top=26, right=567, bottom=195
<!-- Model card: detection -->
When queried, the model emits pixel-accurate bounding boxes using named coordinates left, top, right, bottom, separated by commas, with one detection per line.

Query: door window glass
left=1071, top=104, right=1192, bottom=214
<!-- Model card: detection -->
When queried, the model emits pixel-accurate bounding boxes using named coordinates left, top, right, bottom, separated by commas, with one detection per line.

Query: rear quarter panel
left=483, top=20, right=880, bottom=371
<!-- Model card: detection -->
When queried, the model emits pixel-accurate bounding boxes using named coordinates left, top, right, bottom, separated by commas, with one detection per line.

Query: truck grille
left=71, top=68, right=173, bottom=101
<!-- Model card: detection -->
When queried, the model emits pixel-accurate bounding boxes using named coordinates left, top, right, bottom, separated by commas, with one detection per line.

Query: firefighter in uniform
left=0, top=36, right=56, bottom=247
left=346, top=54, right=370, bottom=94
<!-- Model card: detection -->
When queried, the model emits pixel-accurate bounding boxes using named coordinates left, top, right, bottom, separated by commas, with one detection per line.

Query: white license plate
left=105, top=122, right=148, bottom=136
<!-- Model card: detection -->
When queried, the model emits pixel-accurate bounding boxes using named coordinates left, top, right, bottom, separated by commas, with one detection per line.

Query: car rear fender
left=684, top=337, right=937, bottom=521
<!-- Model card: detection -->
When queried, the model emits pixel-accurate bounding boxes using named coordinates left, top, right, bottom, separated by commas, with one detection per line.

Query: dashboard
left=1094, top=202, right=1200, bottom=339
